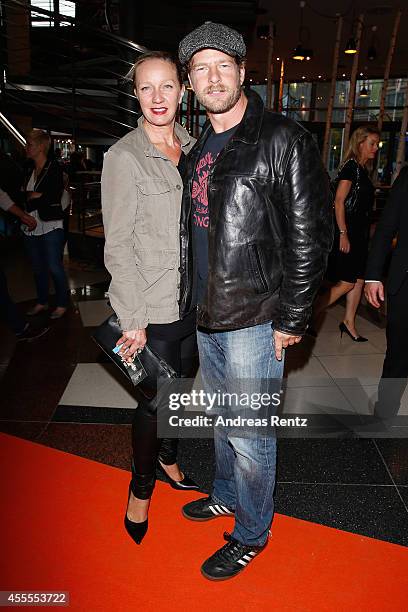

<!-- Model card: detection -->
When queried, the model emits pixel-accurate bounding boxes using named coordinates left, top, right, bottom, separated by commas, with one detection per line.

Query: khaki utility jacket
left=102, top=117, right=195, bottom=330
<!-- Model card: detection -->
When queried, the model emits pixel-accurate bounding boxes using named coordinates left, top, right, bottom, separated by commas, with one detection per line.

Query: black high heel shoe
left=339, top=322, right=368, bottom=343
left=157, top=461, right=200, bottom=491
left=124, top=482, right=148, bottom=545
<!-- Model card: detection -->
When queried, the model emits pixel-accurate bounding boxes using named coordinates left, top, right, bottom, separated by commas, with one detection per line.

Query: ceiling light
left=344, top=37, right=357, bottom=54
left=359, top=84, right=369, bottom=97
left=302, top=49, right=313, bottom=61
left=292, top=44, right=306, bottom=61
left=292, top=1, right=313, bottom=62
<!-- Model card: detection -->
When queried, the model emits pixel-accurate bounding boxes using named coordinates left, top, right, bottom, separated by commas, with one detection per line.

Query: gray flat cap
left=178, top=22, right=246, bottom=66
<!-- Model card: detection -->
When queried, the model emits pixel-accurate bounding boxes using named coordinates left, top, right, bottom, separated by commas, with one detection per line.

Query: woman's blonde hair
left=26, top=128, right=51, bottom=155
left=343, top=125, right=380, bottom=165
left=125, top=51, right=183, bottom=88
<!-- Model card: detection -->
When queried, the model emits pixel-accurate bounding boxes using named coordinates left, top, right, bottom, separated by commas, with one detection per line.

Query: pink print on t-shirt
left=192, top=151, right=216, bottom=228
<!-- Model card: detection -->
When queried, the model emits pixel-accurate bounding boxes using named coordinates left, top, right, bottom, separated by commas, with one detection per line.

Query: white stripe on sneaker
left=243, top=554, right=252, bottom=561
left=209, top=505, right=219, bottom=515
left=237, top=559, right=247, bottom=566
left=248, top=551, right=257, bottom=556
left=221, top=506, right=231, bottom=514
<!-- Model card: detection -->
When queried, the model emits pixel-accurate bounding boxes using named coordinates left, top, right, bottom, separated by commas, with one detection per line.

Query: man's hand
left=117, top=328, right=147, bottom=362
left=364, top=281, right=384, bottom=309
left=273, top=330, right=302, bottom=361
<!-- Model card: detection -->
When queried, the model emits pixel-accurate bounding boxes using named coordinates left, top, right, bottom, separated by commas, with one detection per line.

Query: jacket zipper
left=250, top=244, right=269, bottom=293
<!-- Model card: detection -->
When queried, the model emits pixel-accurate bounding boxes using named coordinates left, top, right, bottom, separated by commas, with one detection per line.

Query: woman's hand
left=117, top=328, right=147, bottom=362
left=339, top=233, right=350, bottom=253
left=21, top=213, right=37, bottom=231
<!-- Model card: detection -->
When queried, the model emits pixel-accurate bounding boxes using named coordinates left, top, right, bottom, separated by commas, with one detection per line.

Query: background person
left=101, top=51, right=199, bottom=547
left=365, top=166, right=408, bottom=422
left=0, top=187, right=49, bottom=341
left=23, top=129, right=69, bottom=320
left=312, top=126, right=379, bottom=341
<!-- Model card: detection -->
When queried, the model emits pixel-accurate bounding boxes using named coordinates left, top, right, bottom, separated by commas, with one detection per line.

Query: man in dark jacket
left=365, top=166, right=408, bottom=422
left=178, top=22, right=332, bottom=580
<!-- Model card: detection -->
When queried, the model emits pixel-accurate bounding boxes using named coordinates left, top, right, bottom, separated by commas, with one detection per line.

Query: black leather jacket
left=179, top=90, right=333, bottom=335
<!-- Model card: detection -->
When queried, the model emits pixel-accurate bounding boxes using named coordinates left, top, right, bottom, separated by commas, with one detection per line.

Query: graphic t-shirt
left=191, top=124, right=238, bottom=304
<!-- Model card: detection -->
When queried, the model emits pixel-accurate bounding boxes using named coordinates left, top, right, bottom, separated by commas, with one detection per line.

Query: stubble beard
left=195, top=83, right=242, bottom=114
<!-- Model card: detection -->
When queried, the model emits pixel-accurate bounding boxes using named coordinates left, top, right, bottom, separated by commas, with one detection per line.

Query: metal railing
left=1, top=0, right=148, bottom=139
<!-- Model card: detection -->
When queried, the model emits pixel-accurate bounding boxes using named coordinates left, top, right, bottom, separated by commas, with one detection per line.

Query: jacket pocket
left=135, top=178, right=173, bottom=239
left=38, top=201, right=64, bottom=221
left=136, top=178, right=172, bottom=196
left=134, top=249, right=178, bottom=307
left=248, top=243, right=269, bottom=294
left=134, top=249, right=177, bottom=270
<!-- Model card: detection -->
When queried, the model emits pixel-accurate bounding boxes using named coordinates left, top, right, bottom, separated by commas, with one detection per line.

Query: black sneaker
left=201, top=532, right=266, bottom=581
left=182, top=496, right=234, bottom=521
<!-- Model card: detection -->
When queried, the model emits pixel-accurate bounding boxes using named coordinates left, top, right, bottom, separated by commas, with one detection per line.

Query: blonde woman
left=23, top=129, right=69, bottom=319
left=312, top=126, right=379, bottom=340
left=101, top=52, right=198, bottom=546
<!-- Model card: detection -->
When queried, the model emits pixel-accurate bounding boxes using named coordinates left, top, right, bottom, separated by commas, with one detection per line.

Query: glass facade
left=263, top=77, right=407, bottom=124
left=178, top=77, right=407, bottom=178
left=241, top=78, right=407, bottom=177
left=285, top=82, right=312, bottom=121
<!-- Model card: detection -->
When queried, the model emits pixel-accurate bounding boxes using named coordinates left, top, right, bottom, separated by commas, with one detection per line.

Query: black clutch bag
left=92, top=314, right=177, bottom=401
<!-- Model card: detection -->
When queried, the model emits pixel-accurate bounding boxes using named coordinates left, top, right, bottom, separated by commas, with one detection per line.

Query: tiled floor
left=1, top=242, right=407, bottom=547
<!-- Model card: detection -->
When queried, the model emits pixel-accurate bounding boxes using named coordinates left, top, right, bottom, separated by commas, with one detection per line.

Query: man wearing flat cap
left=178, top=22, right=332, bottom=580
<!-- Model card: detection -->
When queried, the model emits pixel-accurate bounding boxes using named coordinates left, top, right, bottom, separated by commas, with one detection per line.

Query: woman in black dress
left=313, top=126, right=380, bottom=340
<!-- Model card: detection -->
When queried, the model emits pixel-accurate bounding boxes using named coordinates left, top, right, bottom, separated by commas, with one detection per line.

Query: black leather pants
left=131, top=322, right=197, bottom=499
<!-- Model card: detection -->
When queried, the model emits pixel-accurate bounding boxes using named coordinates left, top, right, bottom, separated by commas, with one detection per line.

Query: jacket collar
left=137, top=115, right=192, bottom=158
left=26, top=159, right=52, bottom=189
left=199, top=88, right=265, bottom=147
left=35, top=161, right=51, bottom=189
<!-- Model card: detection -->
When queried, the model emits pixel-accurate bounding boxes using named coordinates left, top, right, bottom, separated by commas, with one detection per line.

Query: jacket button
left=176, top=184, right=182, bottom=190
left=178, top=267, right=183, bottom=273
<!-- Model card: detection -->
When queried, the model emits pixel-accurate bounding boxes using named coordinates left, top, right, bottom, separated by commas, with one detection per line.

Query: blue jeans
left=24, top=229, right=69, bottom=307
left=197, top=322, right=284, bottom=546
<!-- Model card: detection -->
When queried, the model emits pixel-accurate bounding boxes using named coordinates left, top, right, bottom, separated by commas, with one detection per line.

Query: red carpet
left=0, top=433, right=407, bottom=611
